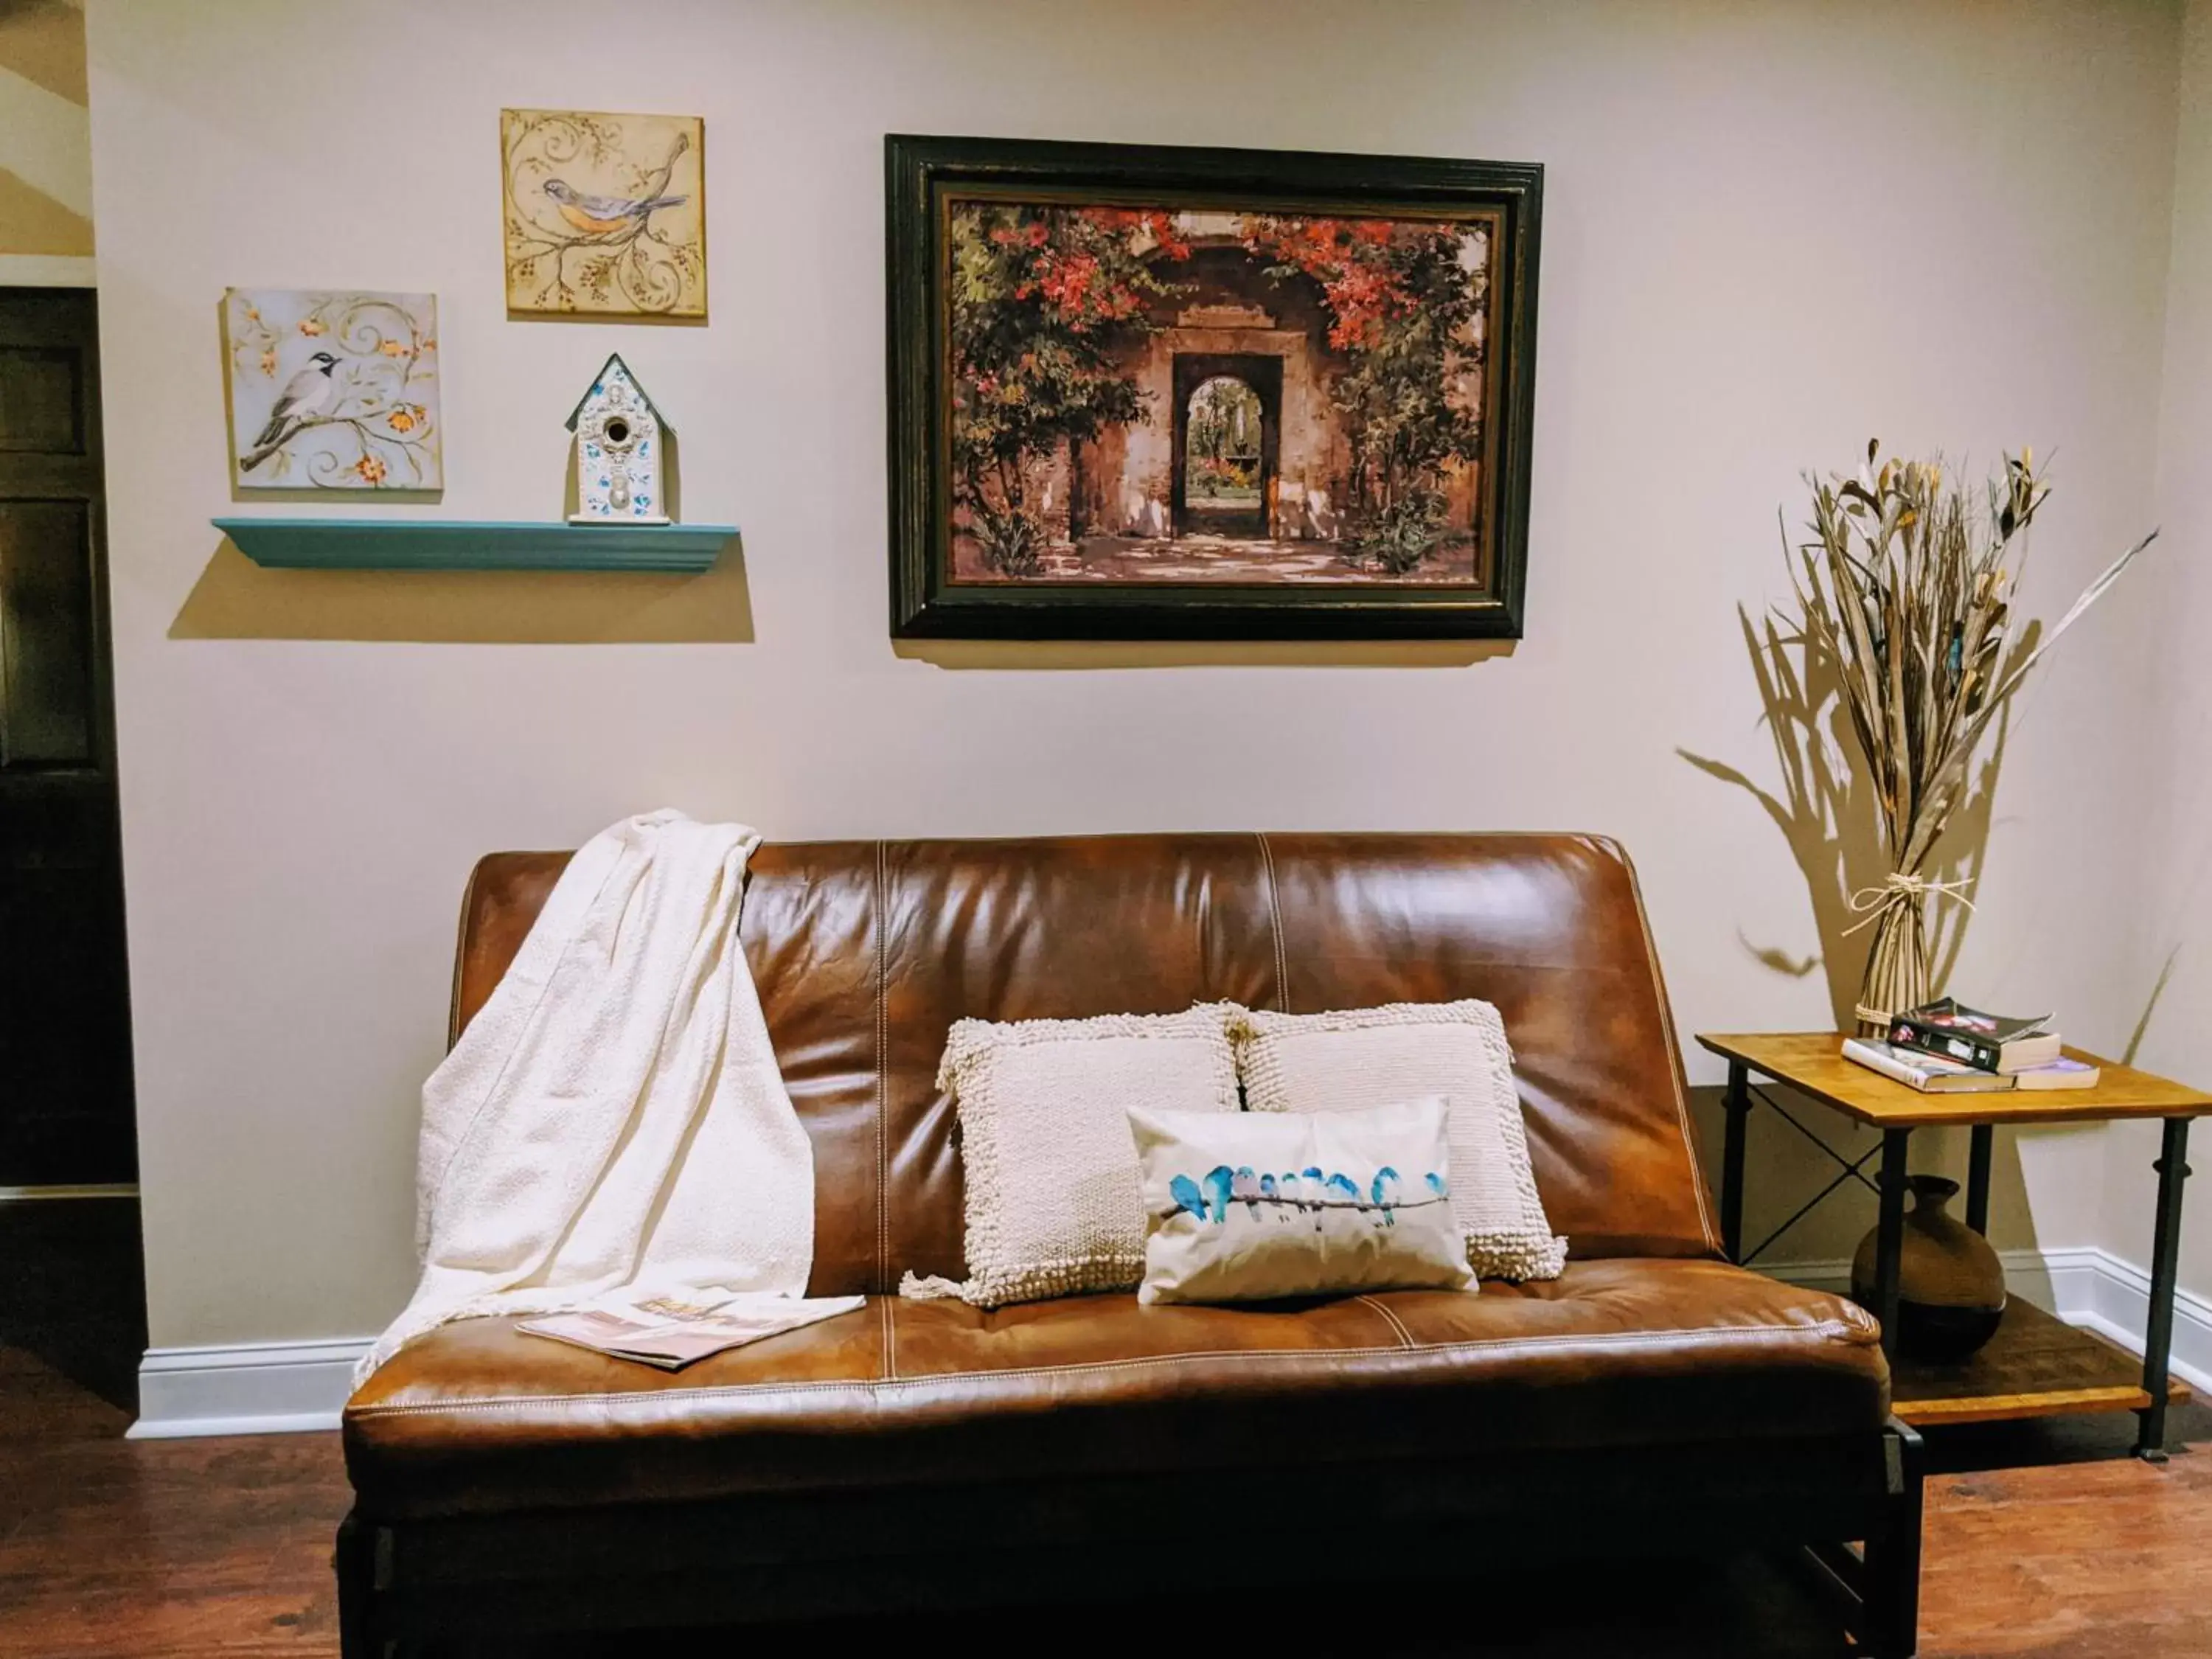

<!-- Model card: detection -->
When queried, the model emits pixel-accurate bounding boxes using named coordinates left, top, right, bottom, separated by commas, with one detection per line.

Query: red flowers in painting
left=948, top=203, right=1186, bottom=570
left=1242, top=217, right=1426, bottom=350
left=1018, top=251, right=1118, bottom=324
left=1240, top=212, right=1490, bottom=568
left=985, top=208, right=1189, bottom=330
left=1082, top=207, right=1193, bottom=261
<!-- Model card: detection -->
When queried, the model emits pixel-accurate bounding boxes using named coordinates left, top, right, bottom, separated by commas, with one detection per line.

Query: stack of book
left=1842, top=998, right=2100, bottom=1093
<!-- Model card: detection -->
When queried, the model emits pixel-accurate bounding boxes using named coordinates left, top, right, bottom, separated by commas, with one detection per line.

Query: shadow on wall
left=1676, top=603, right=2016, bottom=1031
left=1675, top=605, right=2011, bottom=1264
left=169, top=535, right=754, bottom=644
left=1675, top=608, right=2185, bottom=1270
left=2122, top=945, right=2180, bottom=1067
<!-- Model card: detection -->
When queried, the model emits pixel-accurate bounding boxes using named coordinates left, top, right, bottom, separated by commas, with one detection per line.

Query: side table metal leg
left=2138, top=1116, right=2193, bottom=1461
left=1721, top=1060, right=1750, bottom=1263
left=1965, top=1123, right=1993, bottom=1236
left=1874, top=1129, right=1912, bottom=1361
left=1860, top=1417, right=1925, bottom=1659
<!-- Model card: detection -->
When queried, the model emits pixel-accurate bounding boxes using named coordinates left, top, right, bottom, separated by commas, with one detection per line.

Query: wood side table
left=1695, top=1032, right=2208, bottom=1458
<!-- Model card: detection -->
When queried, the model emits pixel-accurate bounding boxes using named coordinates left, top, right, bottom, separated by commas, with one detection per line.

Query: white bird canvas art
left=223, top=289, right=442, bottom=490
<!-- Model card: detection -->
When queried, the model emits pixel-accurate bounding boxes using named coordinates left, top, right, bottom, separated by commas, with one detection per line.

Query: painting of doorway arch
left=1173, top=355, right=1280, bottom=540
left=888, top=134, right=1543, bottom=639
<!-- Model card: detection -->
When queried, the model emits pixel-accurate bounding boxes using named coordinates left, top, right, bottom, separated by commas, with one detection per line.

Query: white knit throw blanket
left=356, top=810, right=862, bottom=1384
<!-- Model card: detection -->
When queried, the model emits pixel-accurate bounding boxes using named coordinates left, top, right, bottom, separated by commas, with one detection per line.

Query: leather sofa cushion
left=344, top=1260, right=1886, bottom=1520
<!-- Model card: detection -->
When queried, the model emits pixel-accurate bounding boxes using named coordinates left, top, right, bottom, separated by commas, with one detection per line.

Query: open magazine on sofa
left=518, top=1294, right=850, bottom=1370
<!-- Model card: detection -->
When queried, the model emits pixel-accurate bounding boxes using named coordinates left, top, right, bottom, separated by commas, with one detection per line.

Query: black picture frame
left=886, top=133, right=1543, bottom=641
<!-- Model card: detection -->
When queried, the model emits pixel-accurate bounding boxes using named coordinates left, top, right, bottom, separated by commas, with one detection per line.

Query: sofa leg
left=335, top=1509, right=387, bottom=1659
left=1860, top=1418, right=1925, bottom=1657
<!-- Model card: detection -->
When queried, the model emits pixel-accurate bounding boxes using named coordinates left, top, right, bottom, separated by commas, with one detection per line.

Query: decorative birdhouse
left=566, top=354, right=671, bottom=524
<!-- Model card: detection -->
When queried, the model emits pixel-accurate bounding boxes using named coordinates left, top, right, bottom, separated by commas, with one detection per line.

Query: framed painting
left=223, top=288, right=440, bottom=490
left=503, top=108, right=706, bottom=319
left=886, top=134, right=1542, bottom=640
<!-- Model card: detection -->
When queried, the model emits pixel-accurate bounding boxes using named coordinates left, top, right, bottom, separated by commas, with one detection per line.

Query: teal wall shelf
left=214, top=518, right=736, bottom=573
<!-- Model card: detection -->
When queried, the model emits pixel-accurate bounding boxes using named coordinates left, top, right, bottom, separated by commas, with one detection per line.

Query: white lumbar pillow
left=1128, top=1095, right=1475, bottom=1306
left=902, top=1004, right=1242, bottom=1308
left=1233, top=1000, right=1567, bottom=1281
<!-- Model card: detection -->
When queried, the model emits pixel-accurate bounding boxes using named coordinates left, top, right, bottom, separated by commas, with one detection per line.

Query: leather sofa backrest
left=448, top=833, right=1719, bottom=1295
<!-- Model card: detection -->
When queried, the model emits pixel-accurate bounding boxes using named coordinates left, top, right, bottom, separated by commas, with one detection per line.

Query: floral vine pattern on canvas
left=503, top=108, right=705, bottom=318
left=223, top=289, right=441, bottom=491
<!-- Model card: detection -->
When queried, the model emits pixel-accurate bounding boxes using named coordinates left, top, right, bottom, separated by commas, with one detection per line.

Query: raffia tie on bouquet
left=1845, top=872, right=1975, bottom=1029
left=1841, top=872, right=1978, bottom=938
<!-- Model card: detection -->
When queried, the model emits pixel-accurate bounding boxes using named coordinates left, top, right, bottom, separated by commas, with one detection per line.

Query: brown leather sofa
left=338, top=832, right=1921, bottom=1655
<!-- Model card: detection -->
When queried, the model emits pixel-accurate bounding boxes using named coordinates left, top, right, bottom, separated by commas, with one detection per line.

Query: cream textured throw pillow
left=1129, top=1096, right=1475, bottom=1305
left=1234, top=1001, right=1568, bottom=1281
left=901, top=1005, right=1242, bottom=1309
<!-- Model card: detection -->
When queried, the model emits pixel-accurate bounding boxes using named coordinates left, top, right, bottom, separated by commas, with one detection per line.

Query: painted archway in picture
left=1171, top=353, right=1281, bottom=540
left=888, top=134, right=1543, bottom=639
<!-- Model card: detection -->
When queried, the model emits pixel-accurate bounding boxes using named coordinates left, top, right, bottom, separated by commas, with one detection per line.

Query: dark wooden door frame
left=0, top=286, right=134, bottom=1185
left=1169, top=352, right=1281, bottom=540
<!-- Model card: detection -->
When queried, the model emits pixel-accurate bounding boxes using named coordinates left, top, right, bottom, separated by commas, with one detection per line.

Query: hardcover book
left=1889, top=998, right=2060, bottom=1074
left=1842, top=1037, right=2018, bottom=1093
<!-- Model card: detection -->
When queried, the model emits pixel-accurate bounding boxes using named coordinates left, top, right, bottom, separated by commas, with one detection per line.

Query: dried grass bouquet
left=1782, top=441, right=2154, bottom=1033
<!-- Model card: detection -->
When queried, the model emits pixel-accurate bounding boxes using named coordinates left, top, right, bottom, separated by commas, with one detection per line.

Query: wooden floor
left=6, top=1200, right=2212, bottom=1658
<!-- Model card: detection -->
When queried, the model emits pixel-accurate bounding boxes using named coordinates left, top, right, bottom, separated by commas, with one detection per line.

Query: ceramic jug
left=1850, top=1173, right=2006, bottom=1360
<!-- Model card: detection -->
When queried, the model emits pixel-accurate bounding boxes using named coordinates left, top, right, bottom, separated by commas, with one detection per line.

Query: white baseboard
left=128, top=1336, right=371, bottom=1439
left=0, top=1183, right=137, bottom=1202
left=122, top=1248, right=2212, bottom=1439
left=1768, top=1245, right=2212, bottom=1397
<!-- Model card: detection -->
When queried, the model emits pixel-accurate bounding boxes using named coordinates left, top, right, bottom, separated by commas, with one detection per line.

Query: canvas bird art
left=222, top=290, right=441, bottom=491
left=242, top=350, right=340, bottom=471
left=543, top=161, right=687, bottom=237
left=504, top=109, right=706, bottom=318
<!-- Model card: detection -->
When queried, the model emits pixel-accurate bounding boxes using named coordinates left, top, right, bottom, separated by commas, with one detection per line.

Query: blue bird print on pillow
left=1370, top=1166, right=1402, bottom=1226
left=1201, top=1165, right=1237, bottom=1225
left=1231, top=1166, right=1264, bottom=1221
left=1166, top=1162, right=1454, bottom=1231
left=1301, top=1166, right=1326, bottom=1225
left=1168, top=1173, right=1208, bottom=1224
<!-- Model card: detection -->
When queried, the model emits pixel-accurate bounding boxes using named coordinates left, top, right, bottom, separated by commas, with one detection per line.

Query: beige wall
left=2114, top=0, right=2212, bottom=1290
left=0, top=0, right=91, bottom=278
left=86, top=0, right=2188, bottom=1348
